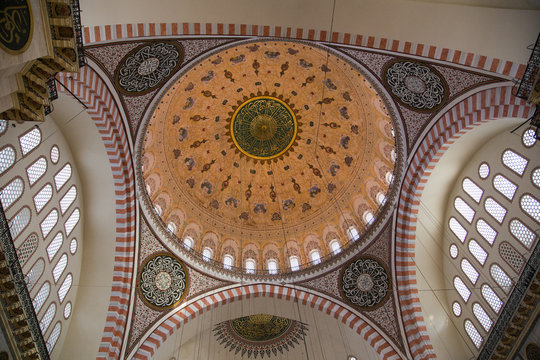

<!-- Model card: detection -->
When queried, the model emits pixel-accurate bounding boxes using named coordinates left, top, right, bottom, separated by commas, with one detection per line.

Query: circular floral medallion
left=139, top=254, right=188, bottom=309
left=341, top=257, right=390, bottom=309
left=229, top=96, right=299, bottom=160
left=116, top=41, right=182, bottom=94
left=383, top=60, right=447, bottom=111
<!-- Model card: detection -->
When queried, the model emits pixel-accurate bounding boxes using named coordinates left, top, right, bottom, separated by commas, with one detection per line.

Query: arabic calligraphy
left=0, top=0, right=32, bottom=53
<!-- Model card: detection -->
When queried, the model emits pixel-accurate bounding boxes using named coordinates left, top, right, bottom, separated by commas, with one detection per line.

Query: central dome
left=140, top=39, right=396, bottom=274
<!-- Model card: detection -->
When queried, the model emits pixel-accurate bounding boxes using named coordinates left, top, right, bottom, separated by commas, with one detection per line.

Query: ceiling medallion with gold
left=226, top=92, right=301, bottom=163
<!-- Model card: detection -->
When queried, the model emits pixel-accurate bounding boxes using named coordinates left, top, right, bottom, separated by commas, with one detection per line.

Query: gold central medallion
left=228, top=95, right=299, bottom=162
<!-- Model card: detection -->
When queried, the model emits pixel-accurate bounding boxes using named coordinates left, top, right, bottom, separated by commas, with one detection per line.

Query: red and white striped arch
left=56, top=68, right=137, bottom=360
left=130, top=284, right=402, bottom=360
left=394, top=85, right=534, bottom=359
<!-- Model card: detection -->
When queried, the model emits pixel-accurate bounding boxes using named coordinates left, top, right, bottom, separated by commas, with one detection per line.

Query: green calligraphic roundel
left=0, top=0, right=33, bottom=54
left=231, top=96, right=297, bottom=160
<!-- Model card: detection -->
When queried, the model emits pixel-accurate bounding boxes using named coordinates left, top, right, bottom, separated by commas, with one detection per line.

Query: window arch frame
left=54, top=163, right=72, bottom=191
left=492, top=173, right=518, bottom=201
left=520, top=193, right=540, bottom=224
left=289, top=255, right=300, bottom=271
left=57, top=273, right=72, bottom=303
left=223, top=254, right=234, bottom=269
left=33, top=182, right=53, bottom=214
left=489, top=263, right=513, bottom=294
left=19, top=127, right=42, bottom=157
left=32, top=281, right=51, bottom=315
left=245, top=258, right=256, bottom=274
left=40, top=208, right=59, bottom=239
left=501, top=148, right=529, bottom=177
left=202, top=247, right=213, bottom=261
left=9, top=206, right=31, bottom=240
left=26, top=156, right=48, bottom=187
left=64, top=208, right=80, bottom=236
left=59, top=185, right=77, bottom=215
left=508, top=218, right=537, bottom=250
left=0, top=176, right=24, bottom=211
left=52, top=253, right=68, bottom=284
left=329, top=239, right=341, bottom=255
left=309, top=249, right=321, bottom=264
left=267, top=259, right=278, bottom=274
left=0, top=145, right=16, bottom=175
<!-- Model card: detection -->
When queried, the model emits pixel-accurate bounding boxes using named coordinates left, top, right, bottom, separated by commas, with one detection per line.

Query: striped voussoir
left=130, top=284, right=402, bottom=360
left=83, top=22, right=524, bottom=78
left=56, top=68, right=137, bottom=360
left=394, top=85, right=533, bottom=360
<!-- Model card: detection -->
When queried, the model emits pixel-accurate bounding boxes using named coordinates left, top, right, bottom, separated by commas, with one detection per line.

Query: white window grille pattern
left=493, top=175, right=517, bottom=201
left=290, top=256, right=300, bottom=271
left=50, top=146, right=59, bottom=164
left=522, top=129, right=537, bottom=147
left=0, top=146, right=16, bottom=175
left=40, top=302, right=56, bottom=333
left=167, top=222, right=176, bottom=234
left=509, top=219, right=536, bottom=249
left=463, top=178, right=483, bottom=203
left=32, top=282, right=50, bottom=314
left=64, top=208, right=80, bottom=236
left=64, top=302, right=72, bottom=318
left=363, top=211, right=374, bottom=224
left=499, top=242, right=524, bottom=273
left=468, top=240, right=488, bottom=265
left=69, top=238, right=77, bottom=254
left=54, top=163, right=71, bottom=191
left=485, top=197, right=507, bottom=224
left=478, top=163, right=490, bottom=179
left=17, top=233, right=38, bottom=266
left=1, top=177, right=23, bottom=209
left=450, top=244, right=459, bottom=258
left=27, top=157, right=47, bottom=185
left=454, top=276, right=471, bottom=302
left=267, top=259, right=278, bottom=274
left=454, top=197, right=475, bottom=223
left=9, top=206, right=30, bottom=239
left=310, top=250, right=321, bottom=264
left=533, top=168, right=540, bottom=188
left=452, top=302, right=461, bottom=316
left=33, top=183, right=52, bottom=213
left=502, top=150, right=528, bottom=175
left=59, top=186, right=77, bottom=214
left=376, top=192, right=386, bottom=205
left=25, top=258, right=44, bottom=291
left=0, top=120, right=6, bottom=134
left=223, top=254, right=233, bottom=269
left=52, top=254, right=68, bottom=283
left=385, top=172, right=394, bottom=184
left=461, top=258, right=479, bottom=284
left=449, top=217, right=467, bottom=242
left=57, top=274, right=72, bottom=303
left=473, top=303, right=493, bottom=332
left=465, top=320, right=483, bottom=348
left=46, top=322, right=61, bottom=352
left=46, top=232, right=63, bottom=261
left=520, top=194, right=540, bottom=223
left=202, top=247, right=212, bottom=261
left=481, top=284, right=503, bottom=313
left=41, top=209, right=58, bottom=238
left=19, top=128, right=41, bottom=155
left=330, top=239, right=341, bottom=255
left=347, top=226, right=360, bottom=241
left=245, top=259, right=256, bottom=274
left=476, top=219, right=497, bottom=245
left=490, top=264, right=513, bottom=293
left=183, top=236, right=193, bottom=249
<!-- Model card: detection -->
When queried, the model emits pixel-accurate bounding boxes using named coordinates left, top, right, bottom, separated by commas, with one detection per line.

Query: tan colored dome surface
left=142, top=39, right=395, bottom=268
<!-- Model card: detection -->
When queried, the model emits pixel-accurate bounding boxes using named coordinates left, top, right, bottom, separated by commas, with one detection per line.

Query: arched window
left=461, top=259, right=479, bottom=285
left=19, top=127, right=41, bottom=155
left=223, top=254, right=234, bottom=269
left=33, top=183, right=53, bottom=213
left=376, top=192, right=386, bottom=205
left=462, top=178, right=483, bottom=203
left=390, top=149, right=396, bottom=162
left=490, top=264, right=512, bottom=293
left=64, top=208, right=80, bottom=235
left=473, top=303, right=493, bottom=332
left=520, top=194, right=540, bottom=223
left=267, top=259, right=278, bottom=274
left=41, top=209, right=59, bottom=238
left=478, top=163, right=490, bottom=179
left=32, top=282, right=50, bottom=314
left=484, top=197, right=507, bottom=224
left=492, top=175, right=517, bottom=200
left=183, top=236, right=193, bottom=249
left=468, top=240, right=488, bottom=265
left=64, top=302, right=72, bottom=319
left=363, top=211, right=374, bottom=225
left=533, top=168, right=540, bottom=188
left=17, top=233, right=38, bottom=266
left=454, top=276, right=471, bottom=302
left=46, top=322, right=61, bottom=352
left=0, top=146, right=16, bottom=175
left=464, top=320, right=483, bottom=348
left=245, top=258, right=256, bottom=274
left=154, top=204, right=162, bottom=216
left=167, top=222, right=177, bottom=234
left=476, top=219, right=497, bottom=245
left=509, top=219, right=536, bottom=249
left=26, top=258, right=44, bottom=291
left=502, top=149, right=528, bottom=175
left=27, top=157, right=47, bottom=185
left=50, top=146, right=59, bottom=164
left=46, top=232, right=64, bottom=261
left=9, top=206, right=31, bottom=239
left=346, top=226, right=360, bottom=241
left=481, top=284, right=503, bottom=313
left=330, top=239, right=341, bottom=255
left=310, top=250, right=321, bottom=264
left=69, top=238, right=77, bottom=254
left=59, top=185, right=77, bottom=214
left=449, top=244, right=459, bottom=258
left=58, top=274, right=72, bottom=303
left=454, top=197, right=475, bottom=223
left=202, top=247, right=213, bottom=261
left=385, top=172, right=394, bottom=184
left=522, top=129, right=537, bottom=147
left=289, top=256, right=300, bottom=271
left=449, top=217, right=467, bottom=242
left=54, top=163, right=71, bottom=191
left=52, top=254, right=68, bottom=283
left=0, top=177, right=23, bottom=210
left=40, top=302, right=56, bottom=333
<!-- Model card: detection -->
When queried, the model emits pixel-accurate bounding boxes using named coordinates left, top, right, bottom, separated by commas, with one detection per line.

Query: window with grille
left=533, top=168, right=539, bottom=188
left=1, top=177, right=23, bottom=209
left=59, top=186, right=77, bottom=214
left=484, top=197, right=507, bottom=224
left=54, top=163, right=71, bottom=191
left=455, top=197, right=475, bottom=223
left=69, top=238, right=77, bottom=254
left=310, top=250, right=321, bottom=264
left=450, top=244, right=459, bottom=258
left=481, top=285, right=503, bottom=313
left=461, top=259, right=479, bottom=284
left=452, top=302, right=462, bottom=316
left=468, top=240, right=488, bottom=265
left=32, top=282, right=50, bottom=314
left=46, top=232, right=63, bottom=261
left=492, top=175, right=517, bottom=200
left=58, top=274, right=72, bottom=303
left=33, top=183, right=53, bottom=213
left=223, top=254, right=233, bottom=269
left=167, top=222, right=177, bottom=234
left=490, top=264, right=512, bottom=293
left=0, top=146, right=16, bottom=175
left=330, top=239, right=341, bottom=255
left=449, top=217, right=467, bottom=242
left=509, top=219, right=536, bottom=249
left=41, top=209, right=58, bottom=238
left=245, top=259, right=256, bottom=274
left=473, top=303, right=493, bottom=332
left=9, top=206, right=30, bottom=239
left=476, top=219, right=497, bottom=245
left=363, top=211, right=374, bottom=224
left=46, top=322, right=61, bottom=352
left=289, top=256, right=300, bottom=271
left=64, top=208, right=80, bottom=236
left=17, top=233, right=38, bottom=266
left=465, top=320, right=483, bottom=348
left=520, top=194, right=540, bottom=223
left=267, top=259, right=278, bottom=274
left=183, top=236, right=193, bottom=249
left=25, top=258, right=44, bottom=291
left=27, top=157, right=47, bottom=185
left=347, top=226, right=360, bottom=241
left=454, top=276, right=471, bottom=302
left=50, top=146, right=60, bottom=164
left=463, top=178, right=483, bottom=203
left=499, top=242, right=524, bottom=273
left=52, top=254, right=68, bottom=283
left=522, top=129, right=537, bottom=147
left=502, top=150, right=528, bottom=175
left=19, top=128, right=41, bottom=155
left=64, top=302, right=72, bottom=319
left=376, top=192, right=386, bottom=205
left=478, top=163, right=490, bottom=179
left=202, top=247, right=212, bottom=261
left=40, top=302, right=56, bottom=333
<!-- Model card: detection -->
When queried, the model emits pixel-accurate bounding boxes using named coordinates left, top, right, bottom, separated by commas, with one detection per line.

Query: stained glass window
left=290, top=256, right=300, bottom=271
left=452, top=302, right=462, bottom=316
left=50, top=146, right=60, bottom=163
